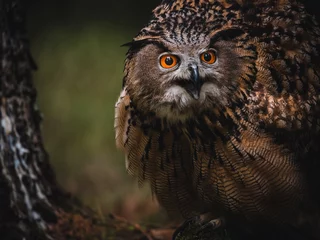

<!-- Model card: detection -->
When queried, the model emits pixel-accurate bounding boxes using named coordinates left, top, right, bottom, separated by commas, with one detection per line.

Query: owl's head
left=122, top=0, right=280, bottom=122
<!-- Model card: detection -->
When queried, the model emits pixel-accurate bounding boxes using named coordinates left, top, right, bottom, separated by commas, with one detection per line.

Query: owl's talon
left=172, top=216, right=201, bottom=240
left=172, top=216, right=225, bottom=240
left=196, top=218, right=224, bottom=233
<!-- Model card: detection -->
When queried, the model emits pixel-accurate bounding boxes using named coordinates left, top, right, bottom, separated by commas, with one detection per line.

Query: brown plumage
left=115, top=0, right=320, bottom=238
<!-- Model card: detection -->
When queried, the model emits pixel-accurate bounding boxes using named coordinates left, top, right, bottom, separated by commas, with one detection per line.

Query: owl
left=115, top=0, right=320, bottom=239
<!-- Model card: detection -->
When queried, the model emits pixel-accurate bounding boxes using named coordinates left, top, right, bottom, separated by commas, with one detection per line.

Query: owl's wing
left=180, top=110, right=306, bottom=224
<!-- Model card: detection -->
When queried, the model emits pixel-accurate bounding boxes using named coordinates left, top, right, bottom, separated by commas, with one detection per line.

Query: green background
left=27, top=0, right=167, bottom=224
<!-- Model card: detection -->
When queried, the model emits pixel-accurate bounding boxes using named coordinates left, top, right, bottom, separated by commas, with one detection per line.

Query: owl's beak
left=188, top=64, right=201, bottom=99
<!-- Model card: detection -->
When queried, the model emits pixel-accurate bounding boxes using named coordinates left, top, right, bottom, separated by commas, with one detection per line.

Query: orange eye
left=200, top=51, right=216, bottom=64
left=159, top=54, right=179, bottom=69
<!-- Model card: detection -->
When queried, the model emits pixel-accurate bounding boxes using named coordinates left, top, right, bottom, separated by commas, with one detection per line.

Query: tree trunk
left=0, top=0, right=57, bottom=238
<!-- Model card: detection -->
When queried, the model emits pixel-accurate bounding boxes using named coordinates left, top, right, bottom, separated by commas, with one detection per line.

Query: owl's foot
left=172, top=215, right=227, bottom=240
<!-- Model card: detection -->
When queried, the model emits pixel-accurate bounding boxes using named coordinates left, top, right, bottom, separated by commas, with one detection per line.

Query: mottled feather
left=115, top=0, right=320, bottom=238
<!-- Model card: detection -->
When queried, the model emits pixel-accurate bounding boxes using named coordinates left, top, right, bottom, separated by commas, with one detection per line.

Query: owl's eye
left=159, top=54, right=179, bottom=69
left=200, top=51, right=216, bottom=64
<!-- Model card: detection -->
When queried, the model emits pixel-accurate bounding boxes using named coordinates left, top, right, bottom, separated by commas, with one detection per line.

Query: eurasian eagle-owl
left=115, top=0, right=320, bottom=239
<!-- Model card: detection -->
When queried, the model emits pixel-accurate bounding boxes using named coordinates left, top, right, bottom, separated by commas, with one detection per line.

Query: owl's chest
left=115, top=94, right=306, bottom=220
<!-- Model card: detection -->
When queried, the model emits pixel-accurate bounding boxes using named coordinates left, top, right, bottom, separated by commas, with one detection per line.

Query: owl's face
left=123, top=2, right=256, bottom=122
left=127, top=38, right=246, bottom=120
left=125, top=35, right=248, bottom=121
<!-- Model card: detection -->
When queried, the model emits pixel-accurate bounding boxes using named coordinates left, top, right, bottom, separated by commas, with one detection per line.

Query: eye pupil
left=165, top=56, right=174, bottom=66
left=201, top=51, right=216, bottom=64
left=203, top=53, right=212, bottom=62
left=160, top=54, right=178, bottom=69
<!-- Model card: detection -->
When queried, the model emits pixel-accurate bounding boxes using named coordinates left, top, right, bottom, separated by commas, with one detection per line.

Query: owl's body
left=115, top=0, right=320, bottom=238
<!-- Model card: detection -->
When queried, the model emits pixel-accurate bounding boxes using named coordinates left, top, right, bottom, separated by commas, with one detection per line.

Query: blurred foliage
left=26, top=0, right=169, bottom=224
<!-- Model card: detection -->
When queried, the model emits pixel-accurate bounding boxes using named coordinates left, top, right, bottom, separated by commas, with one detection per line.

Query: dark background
left=26, top=0, right=320, bottom=224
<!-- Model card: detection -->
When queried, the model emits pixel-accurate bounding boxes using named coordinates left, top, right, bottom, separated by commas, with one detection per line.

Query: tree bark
left=0, top=0, right=57, bottom=238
